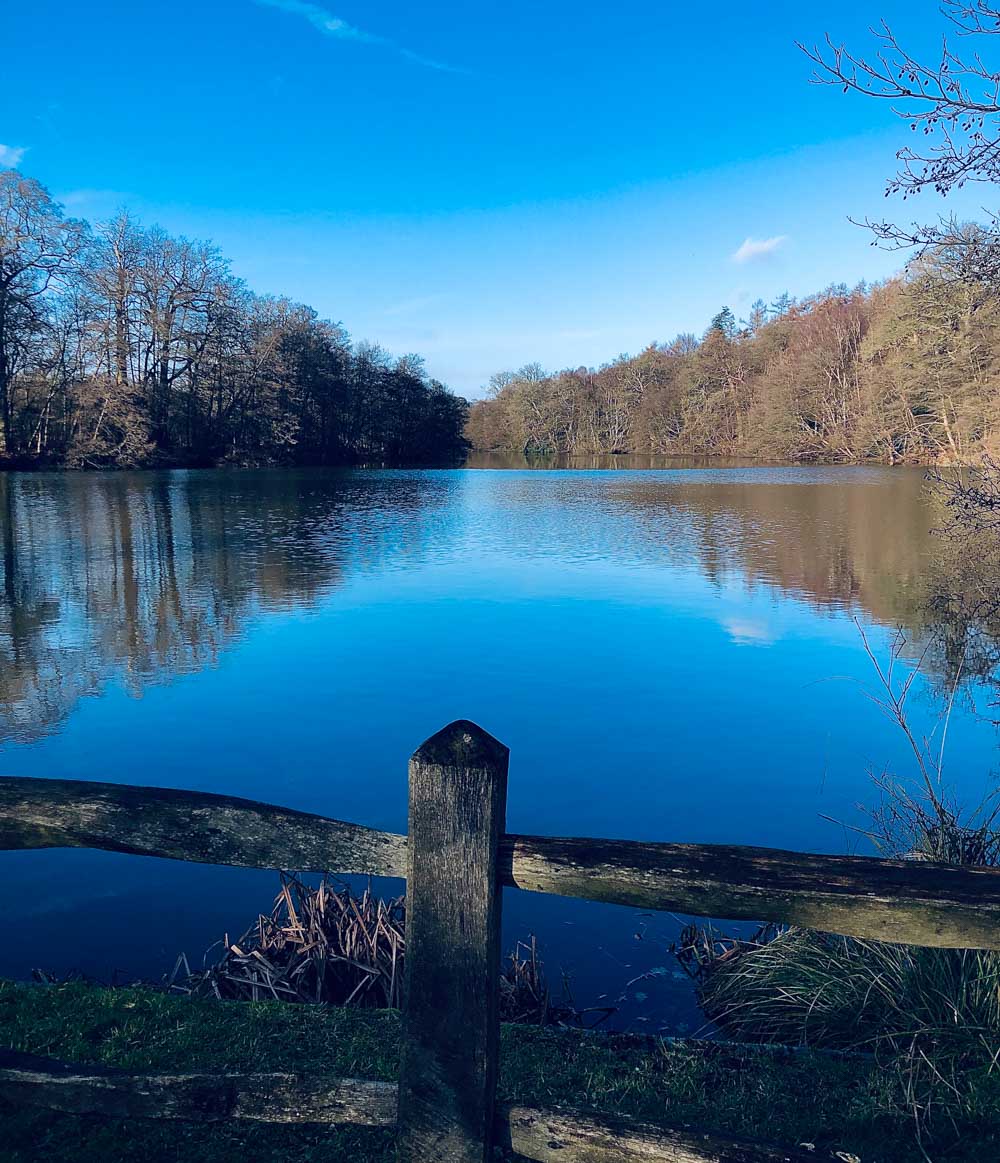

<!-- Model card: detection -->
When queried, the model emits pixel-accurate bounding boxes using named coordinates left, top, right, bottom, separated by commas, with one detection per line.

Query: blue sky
left=1, top=1, right=985, bottom=396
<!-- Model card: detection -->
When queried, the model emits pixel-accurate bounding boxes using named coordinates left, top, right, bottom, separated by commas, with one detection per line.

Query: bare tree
left=800, top=3, right=1000, bottom=280
left=0, top=171, right=85, bottom=456
left=0, top=166, right=468, bottom=469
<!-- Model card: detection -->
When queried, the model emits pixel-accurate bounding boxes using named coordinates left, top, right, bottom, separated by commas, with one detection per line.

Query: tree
left=466, top=277, right=1000, bottom=463
left=801, top=3, right=1000, bottom=280
left=0, top=167, right=468, bottom=469
left=745, top=299, right=770, bottom=334
left=708, top=306, right=737, bottom=339
left=771, top=292, right=795, bottom=318
left=0, top=171, right=85, bottom=456
left=88, top=210, right=142, bottom=387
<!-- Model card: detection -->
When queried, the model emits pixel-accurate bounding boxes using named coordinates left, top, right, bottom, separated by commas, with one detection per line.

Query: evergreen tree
left=708, top=306, right=737, bottom=340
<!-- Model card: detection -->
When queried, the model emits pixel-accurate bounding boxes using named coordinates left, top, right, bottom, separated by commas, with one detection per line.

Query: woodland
left=0, top=171, right=468, bottom=469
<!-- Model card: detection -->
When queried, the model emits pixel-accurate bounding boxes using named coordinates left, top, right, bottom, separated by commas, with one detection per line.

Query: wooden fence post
left=397, top=720, right=510, bottom=1163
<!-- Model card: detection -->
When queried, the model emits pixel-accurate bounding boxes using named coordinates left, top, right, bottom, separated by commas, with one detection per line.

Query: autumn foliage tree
left=467, top=261, right=1000, bottom=463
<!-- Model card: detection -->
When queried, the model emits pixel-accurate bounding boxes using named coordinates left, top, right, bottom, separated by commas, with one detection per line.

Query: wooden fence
left=3, top=718, right=1000, bottom=1161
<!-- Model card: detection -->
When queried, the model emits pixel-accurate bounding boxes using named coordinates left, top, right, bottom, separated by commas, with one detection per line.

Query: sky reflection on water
left=1, top=465, right=996, bottom=1032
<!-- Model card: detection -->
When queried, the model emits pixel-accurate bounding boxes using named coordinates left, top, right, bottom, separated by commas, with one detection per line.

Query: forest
left=467, top=245, right=1000, bottom=463
left=0, top=169, right=469, bottom=469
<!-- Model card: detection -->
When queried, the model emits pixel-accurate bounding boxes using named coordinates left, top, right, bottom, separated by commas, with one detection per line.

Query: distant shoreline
left=0, top=450, right=950, bottom=474
left=0, top=454, right=470, bottom=475
left=465, top=448, right=947, bottom=468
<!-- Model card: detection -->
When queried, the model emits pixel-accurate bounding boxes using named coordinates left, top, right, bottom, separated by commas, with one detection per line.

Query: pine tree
left=708, top=306, right=737, bottom=340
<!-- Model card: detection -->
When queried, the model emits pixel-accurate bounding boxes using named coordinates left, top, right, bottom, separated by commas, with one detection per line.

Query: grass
left=676, top=793, right=1000, bottom=1157
left=673, top=628, right=1000, bottom=1159
left=2, top=981, right=998, bottom=1161
left=686, top=928, right=1000, bottom=1144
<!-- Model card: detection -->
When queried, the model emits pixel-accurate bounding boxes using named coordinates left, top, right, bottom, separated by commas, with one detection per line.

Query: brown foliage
left=468, top=267, right=1000, bottom=464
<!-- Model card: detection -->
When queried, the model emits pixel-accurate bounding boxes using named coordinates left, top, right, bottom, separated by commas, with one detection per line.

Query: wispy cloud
left=56, top=188, right=131, bottom=215
left=731, top=235, right=788, bottom=264
left=252, top=0, right=465, bottom=73
left=0, top=144, right=27, bottom=169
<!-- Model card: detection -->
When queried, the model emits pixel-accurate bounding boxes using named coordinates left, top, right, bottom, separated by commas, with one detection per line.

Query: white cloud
left=253, top=0, right=374, bottom=42
left=0, top=144, right=27, bottom=169
left=252, top=0, right=465, bottom=73
left=721, top=616, right=776, bottom=646
left=55, top=188, right=132, bottom=217
left=731, top=235, right=788, bottom=264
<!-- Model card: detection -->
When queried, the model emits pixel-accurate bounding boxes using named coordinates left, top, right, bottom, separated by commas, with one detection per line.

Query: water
left=1, top=462, right=996, bottom=1032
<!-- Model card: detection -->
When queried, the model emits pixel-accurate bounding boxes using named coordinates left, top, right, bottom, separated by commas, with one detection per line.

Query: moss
left=0, top=981, right=996, bottom=1161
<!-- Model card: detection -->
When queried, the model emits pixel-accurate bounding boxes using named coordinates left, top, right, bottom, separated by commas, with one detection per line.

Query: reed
left=674, top=628, right=1000, bottom=1153
left=169, top=874, right=589, bottom=1026
left=674, top=787, right=1000, bottom=1147
left=171, top=875, right=405, bottom=1008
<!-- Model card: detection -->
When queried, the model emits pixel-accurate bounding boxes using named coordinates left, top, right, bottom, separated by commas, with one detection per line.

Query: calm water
left=1, top=461, right=997, bottom=1032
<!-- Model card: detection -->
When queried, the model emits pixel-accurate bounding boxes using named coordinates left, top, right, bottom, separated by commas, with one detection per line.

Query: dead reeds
left=171, top=875, right=405, bottom=1007
left=170, top=874, right=597, bottom=1027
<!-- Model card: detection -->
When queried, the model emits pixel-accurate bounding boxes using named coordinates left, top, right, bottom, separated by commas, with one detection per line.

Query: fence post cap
left=411, top=720, right=509, bottom=769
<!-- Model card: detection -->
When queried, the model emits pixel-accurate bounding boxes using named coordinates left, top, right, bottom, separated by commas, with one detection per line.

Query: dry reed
left=170, top=874, right=593, bottom=1026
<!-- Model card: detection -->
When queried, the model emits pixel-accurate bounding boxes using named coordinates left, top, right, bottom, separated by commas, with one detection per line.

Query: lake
left=1, top=460, right=997, bottom=1033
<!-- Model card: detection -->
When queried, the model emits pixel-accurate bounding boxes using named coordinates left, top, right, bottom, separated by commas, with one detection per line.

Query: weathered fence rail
left=0, top=1050, right=804, bottom=1162
left=4, top=772, right=1000, bottom=950
left=2, top=718, right=999, bottom=1160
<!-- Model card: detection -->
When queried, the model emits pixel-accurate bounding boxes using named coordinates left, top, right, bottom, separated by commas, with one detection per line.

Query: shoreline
left=0, top=451, right=955, bottom=475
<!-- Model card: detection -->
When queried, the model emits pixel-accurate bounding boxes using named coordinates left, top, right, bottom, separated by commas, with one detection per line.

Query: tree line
left=467, top=249, right=1000, bottom=463
left=466, top=1, right=1000, bottom=467
left=0, top=169, right=468, bottom=469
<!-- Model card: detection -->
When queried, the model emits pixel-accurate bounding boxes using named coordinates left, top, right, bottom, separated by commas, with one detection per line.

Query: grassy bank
left=2, top=982, right=997, bottom=1161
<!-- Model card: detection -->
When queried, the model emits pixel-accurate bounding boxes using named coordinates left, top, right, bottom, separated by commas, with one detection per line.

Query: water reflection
left=0, top=469, right=452, bottom=742
left=609, top=469, right=933, bottom=622
left=1, top=463, right=997, bottom=1029
left=0, top=465, right=957, bottom=743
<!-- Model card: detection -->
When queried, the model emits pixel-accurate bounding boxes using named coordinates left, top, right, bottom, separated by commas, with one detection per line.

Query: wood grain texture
left=396, top=720, right=510, bottom=1163
left=0, top=1050, right=397, bottom=1125
left=502, top=834, right=1000, bottom=949
left=0, top=776, right=406, bottom=877
left=5, top=773, right=1000, bottom=948
left=0, top=1052, right=814, bottom=1161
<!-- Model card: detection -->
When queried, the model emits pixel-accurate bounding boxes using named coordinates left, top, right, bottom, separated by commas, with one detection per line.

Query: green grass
left=0, top=981, right=996, bottom=1161
left=681, top=793, right=1000, bottom=1149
